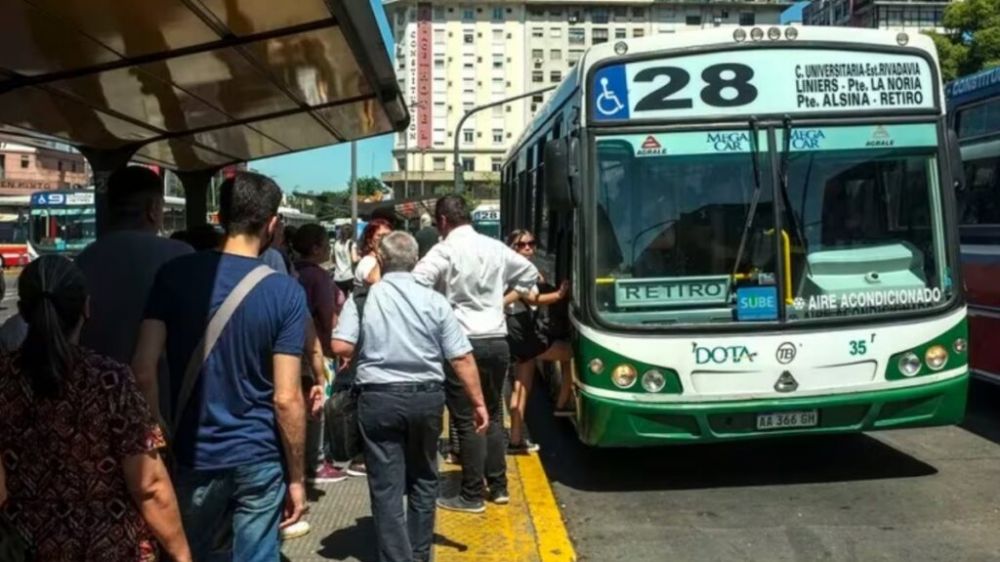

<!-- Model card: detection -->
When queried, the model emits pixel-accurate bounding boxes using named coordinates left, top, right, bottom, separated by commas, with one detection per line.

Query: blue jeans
left=174, top=460, right=286, bottom=562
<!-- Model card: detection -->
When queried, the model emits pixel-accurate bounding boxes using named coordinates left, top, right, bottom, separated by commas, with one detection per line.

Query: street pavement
left=526, top=378, right=1000, bottom=562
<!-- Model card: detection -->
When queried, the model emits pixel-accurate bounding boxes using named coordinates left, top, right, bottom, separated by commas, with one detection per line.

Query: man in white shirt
left=413, top=195, right=539, bottom=513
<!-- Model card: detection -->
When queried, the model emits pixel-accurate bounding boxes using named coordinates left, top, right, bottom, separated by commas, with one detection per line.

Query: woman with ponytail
left=0, top=256, right=191, bottom=561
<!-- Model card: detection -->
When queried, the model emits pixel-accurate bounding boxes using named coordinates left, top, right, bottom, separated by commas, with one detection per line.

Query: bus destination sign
left=591, top=48, right=935, bottom=121
left=615, top=276, right=730, bottom=308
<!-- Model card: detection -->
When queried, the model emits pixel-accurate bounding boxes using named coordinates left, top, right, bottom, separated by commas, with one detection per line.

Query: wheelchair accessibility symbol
left=596, top=77, right=625, bottom=116
left=592, top=65, right=629, bottom=120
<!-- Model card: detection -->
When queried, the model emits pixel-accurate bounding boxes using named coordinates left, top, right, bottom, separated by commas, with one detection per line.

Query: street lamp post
left=452, top=86, right=556, bottom=194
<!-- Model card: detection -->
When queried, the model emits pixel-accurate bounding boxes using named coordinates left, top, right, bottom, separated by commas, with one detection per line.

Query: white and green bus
left=502, top=26, right=968, bottom=446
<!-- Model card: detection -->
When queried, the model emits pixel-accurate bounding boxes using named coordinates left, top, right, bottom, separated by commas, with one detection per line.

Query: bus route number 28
left=634, top=63, right=758, bottom=111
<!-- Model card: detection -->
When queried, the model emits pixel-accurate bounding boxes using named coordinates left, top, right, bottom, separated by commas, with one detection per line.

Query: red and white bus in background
left=0, top=195, right=32, bottom=269
left=947, top=67, right=1000, bottom=383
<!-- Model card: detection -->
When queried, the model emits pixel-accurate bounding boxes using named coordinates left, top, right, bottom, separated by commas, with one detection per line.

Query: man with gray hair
left=415, top=212, right=439, bottom=259
left=333, top=231, right=488, bottom=562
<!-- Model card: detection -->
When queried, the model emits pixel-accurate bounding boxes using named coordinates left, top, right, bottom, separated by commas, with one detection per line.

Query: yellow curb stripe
left=516, top=453, right=577, bottom=562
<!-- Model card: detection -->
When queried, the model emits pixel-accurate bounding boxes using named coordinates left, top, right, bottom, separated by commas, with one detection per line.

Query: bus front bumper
left=576, top=373, right=969, bottom=447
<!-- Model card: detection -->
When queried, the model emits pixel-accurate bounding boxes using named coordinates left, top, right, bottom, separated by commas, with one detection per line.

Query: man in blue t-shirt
left=132, top=172, right=308, bottom=562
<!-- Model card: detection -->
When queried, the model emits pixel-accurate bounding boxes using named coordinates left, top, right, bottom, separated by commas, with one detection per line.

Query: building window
left=568, top=10, right=582, bottom=24
left=463, top=101, right=474, bottom=113
left=492, top=7, right=504, bottom=22
left=492, top=128, right=504, bottom=144
left=493, top=53, right=504, bottom=69
left=57, top=160, right=64, bottom=171
left=532, top=70, right=544, bottom=83
left=532, top=27, right=544, bottom=38
left=434, top=29, right=445, bottom=44
left=434, top=58, right=445, bottom=69
left=491, top=158, right=503, bottom=172
left=462, top=158, right=474, bottom=172
left=569, top=28, right=585, bottom=44
left=433, top=6, right=445, bottom=20
left=397, top=157, right=406, bottom=171
left=462, top=8, right=474, bottom=22
left=463, top=32, right=474, bottom=44
left=568, top=49, right=583, bottom=66
left=492, top=29, right=504, bottom=43
left=615, top=28, right=626, bottom=39
left=532, top=48, right=544, bottom=60
left=633, top=28, right=645, bottom=37
left=528, top=6, right=544, bottom=17
left=433, top=157, right=446, bottom=171
left=492, top=105, right=504, bottom=117
left=632, top=7, right=646, bottom=19
left=463, top=129, right=474, bottom=143
left=593, top=8, right=609, bottom=24
left=593, top=28, right=608, bottom=44
left=20, top=155, right=29, bottom=169
left=686, top=15, right=702, bottom=26
left=550, top=70, right=562, bottom=82
left=492, top=77, right=505, bottom=94
left=550, top=49, right=562, bottom=61
left=739, top=12, right=755, bottom=26
left=614, top=7, right=628, bottom=21
left=550, top=27, right=562, bottom=38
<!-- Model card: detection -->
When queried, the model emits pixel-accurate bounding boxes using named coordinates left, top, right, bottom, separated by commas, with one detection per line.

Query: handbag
left=0, top=517, right=33, bottom=562
left=323, top=286, right=369, bottom=462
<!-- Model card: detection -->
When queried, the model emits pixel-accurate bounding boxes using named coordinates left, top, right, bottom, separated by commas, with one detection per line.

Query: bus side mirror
left=545, top=138, right=580, bottom=210
left=947, top=128, right=964, bottom=191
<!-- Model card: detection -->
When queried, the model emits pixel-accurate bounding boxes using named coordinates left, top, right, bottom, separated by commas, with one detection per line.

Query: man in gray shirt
left=75, top=166, right=192, bottom=419
left=333, top=231, right=487, bottom=562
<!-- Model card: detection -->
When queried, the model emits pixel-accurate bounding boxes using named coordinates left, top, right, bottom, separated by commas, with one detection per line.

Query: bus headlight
left=612, top=364, right=638, bottom=388
left=898, top=352, right=921, bottom=377
left=588, top=358, right=605, bottom=375
left=641, top=370, right=666, bottom=392
left=953, top=338, right=967, bottom=354
left=925, top=345, right=948, bottom=370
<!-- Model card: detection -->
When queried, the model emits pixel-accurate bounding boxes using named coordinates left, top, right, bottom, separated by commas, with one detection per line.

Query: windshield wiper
left=725, top=118, right=763, bottom=305
left=778, top=116, right=812, bottom=281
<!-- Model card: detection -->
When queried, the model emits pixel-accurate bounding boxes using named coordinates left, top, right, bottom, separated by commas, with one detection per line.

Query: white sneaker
left=280, top=520, right=311, bottom=541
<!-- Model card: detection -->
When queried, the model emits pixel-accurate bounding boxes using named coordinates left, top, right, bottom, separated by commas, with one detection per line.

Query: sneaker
left=489, top=488, right=510, bottom=505
left=507, top=439, right=540, bottom=454
left=309, top=462, right=348, bottom=483
left=436, top=495, right=486, bottom=514
left=280, top=520, right=311, bottom=541
left=346, top=462, right=367, bottom=477
left=445, top=452, right=461, bottom=465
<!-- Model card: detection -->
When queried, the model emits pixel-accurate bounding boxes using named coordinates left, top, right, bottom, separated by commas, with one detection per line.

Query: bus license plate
left=756, top=410, right=818, bottom=431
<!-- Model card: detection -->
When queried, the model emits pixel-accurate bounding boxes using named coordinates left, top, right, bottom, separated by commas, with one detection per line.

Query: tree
left=926, top=0, right=1000, bottom=81
left=354, top=176, right=384, bottom=197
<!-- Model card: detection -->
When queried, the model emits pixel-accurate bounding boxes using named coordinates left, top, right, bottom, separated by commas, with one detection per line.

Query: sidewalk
left=281, top=451, right=575, bottom=562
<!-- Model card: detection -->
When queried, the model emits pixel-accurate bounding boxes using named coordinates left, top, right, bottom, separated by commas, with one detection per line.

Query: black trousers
left=446, top=337, right=510, bottom=501
left=358, top=388, right=445, bottom=562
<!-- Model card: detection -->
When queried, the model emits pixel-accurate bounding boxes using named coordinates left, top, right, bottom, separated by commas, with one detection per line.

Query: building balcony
left=381, top=170, right=499, bottom=183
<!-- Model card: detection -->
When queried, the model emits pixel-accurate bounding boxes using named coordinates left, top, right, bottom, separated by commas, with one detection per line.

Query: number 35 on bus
left=503, top=27, right=968, bottom=446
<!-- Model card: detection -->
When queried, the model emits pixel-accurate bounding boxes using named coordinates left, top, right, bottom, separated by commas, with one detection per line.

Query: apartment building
left=382, top=1, right=790, bottom=199
left=803, top=0, right=950, bottom=33
left=0, top=138, right=89, bottom=195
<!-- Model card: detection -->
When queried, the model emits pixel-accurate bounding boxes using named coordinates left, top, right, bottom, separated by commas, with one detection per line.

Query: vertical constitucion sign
left=416, top=3, right=433, bottom=149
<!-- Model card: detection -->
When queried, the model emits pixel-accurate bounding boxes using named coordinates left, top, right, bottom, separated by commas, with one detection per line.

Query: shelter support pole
left=78, top=145, right=139, bottom=238
left=177, top=169, right=216, bottom=228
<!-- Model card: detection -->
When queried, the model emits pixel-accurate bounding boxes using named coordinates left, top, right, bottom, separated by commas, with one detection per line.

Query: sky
left=253, top=1, right=808, bottom=193
left=251, top=0, right=396, bottom=193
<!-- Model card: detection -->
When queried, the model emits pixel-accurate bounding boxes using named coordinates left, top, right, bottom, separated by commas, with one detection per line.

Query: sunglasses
left=514, top=240, right=537, bottom=249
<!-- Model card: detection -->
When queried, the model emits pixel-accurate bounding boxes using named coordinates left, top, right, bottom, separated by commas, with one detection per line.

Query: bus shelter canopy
left=0, top=0, right=408, bottom=171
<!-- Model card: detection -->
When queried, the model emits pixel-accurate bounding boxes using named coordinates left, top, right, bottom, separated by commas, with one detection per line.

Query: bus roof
left=508, top=26, right=940, bottom=159
left=945, top=66, right=1000, bottom=108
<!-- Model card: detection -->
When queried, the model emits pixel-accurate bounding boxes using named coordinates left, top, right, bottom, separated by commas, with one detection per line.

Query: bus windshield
left=593, top=123, right=952, bottom=326
left=29, top=207, right=96, bottom=253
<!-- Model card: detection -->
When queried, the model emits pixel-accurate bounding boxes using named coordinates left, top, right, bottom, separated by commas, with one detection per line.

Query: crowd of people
left=0, top=167, right=572, bottom=562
